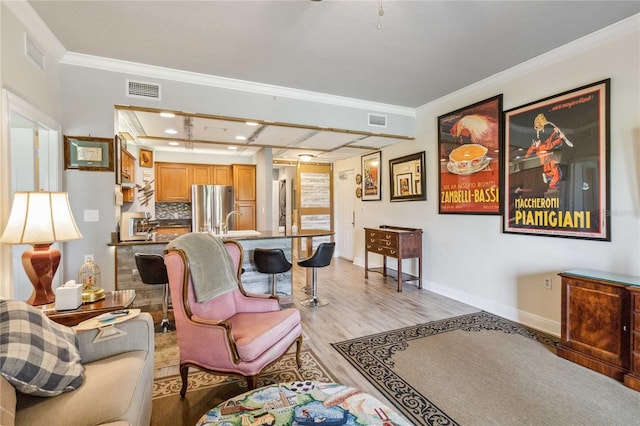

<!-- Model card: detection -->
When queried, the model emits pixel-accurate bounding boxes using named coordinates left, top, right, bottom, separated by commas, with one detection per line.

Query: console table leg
left=397, top=259, right=403, bottom=292
left=418, top=256, right=422, bottom=289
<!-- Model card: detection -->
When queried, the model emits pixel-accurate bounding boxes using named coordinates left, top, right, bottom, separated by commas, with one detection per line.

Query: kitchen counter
left=109, top=230, right=333, bottom=246
left=112, top=230, right=334, bottom=307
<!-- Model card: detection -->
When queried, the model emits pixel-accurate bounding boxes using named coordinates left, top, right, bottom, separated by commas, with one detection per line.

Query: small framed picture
left=361, top=151, right=382, bottom=201
left=64, top=136, right=114, bottom=171
left=389, top=151, right=426, bottom=202
left=139, top=149, right=153, bottom=168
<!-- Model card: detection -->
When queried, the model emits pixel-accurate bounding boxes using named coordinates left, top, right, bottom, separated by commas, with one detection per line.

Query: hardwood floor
left=152, top=256, right=480, bottom=409
left=288, top=256, right=480, bottom=406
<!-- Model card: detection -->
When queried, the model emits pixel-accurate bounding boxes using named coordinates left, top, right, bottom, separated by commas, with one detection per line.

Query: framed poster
left=64, top=135, right=114, bottom=171
left=503, top=79, right=610, bottom=241
left=389, top=151, right=426, bottom=201
left=361, top=151, right=381, bottom=201
left=438, top=95, right=502, bottom=214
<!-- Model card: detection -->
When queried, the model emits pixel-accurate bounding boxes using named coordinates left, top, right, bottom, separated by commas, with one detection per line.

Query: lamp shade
left=0, top=192, right=83, bottom=245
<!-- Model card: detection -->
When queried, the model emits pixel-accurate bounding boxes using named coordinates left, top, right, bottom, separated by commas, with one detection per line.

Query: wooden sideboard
left=557, top=269, right=640, bottom=391
left=364, top=225, right=423, bottom=292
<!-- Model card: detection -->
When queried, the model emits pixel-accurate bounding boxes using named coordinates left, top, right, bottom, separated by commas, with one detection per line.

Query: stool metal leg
left=158, top=284, right=175, bottom=333
left=301, top=268, right=328, bottom=307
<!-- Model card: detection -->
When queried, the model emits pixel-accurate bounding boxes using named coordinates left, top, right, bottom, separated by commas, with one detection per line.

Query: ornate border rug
left=332, top=311, right=560, bottom=426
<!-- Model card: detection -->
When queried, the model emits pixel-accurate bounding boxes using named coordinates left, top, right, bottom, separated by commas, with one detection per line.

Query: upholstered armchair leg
left=295, top=335, right=303, bottom=368
left=179, top=364, right=189, bottom=399
left=247, top=375, right=259, bottom=390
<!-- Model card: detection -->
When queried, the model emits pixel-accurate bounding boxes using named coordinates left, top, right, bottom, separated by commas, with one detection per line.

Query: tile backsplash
left=156, top=202, right=191, bottom=219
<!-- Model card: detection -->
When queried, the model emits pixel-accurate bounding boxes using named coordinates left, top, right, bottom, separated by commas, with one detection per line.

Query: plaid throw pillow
left=0, top=300, right=84, bottom=396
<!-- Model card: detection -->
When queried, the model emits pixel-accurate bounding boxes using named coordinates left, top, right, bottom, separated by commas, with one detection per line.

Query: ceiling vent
left=368, top=113, right=387, bottom=128
left=126, top=80, right=161, bottom=100
left=24, top=33, right=46, bottom=71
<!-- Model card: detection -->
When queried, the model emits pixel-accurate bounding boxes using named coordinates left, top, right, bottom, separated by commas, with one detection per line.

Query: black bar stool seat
left=254, top=248, right=292, bottom=296
left=134, top=253, right=174, bottom=333
left=297, top=242, right=335, bottom=307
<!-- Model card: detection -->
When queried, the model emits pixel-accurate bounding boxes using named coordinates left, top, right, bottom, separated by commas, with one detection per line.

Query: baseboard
left=428, top=280, right=560, bottom=337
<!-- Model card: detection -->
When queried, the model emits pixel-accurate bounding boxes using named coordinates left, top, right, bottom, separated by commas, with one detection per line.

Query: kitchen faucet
left=224, top=210, right=242, bottom=233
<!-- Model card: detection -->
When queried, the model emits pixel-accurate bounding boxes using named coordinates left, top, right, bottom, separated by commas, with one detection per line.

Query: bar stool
left=134, top=253, right=174, bottom=333
left=298, top=242, right=335, bottom=307
left=253, top=248, right=292, bottom=296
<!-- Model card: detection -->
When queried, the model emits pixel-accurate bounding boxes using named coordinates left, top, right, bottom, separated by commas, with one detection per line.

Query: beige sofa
left=1, top=313, right=154, bottom=426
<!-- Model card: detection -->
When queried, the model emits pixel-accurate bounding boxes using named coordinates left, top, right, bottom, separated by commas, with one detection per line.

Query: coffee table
left=43, top=290, right=136, bottom=326
left=196, top=381, right=411, bottom=425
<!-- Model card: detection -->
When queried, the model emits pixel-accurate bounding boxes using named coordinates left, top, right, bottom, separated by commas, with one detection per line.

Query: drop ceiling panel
left=191, top=117, right=255, bottom=143
left=302, top=131, right=366, bottom=150
left=252, top=126, right=315, bottom=147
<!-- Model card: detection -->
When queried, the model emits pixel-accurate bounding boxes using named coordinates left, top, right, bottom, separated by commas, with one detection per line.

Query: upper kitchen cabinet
left=192, top=164, right=232, bottom=186
left=156, top=162, right=191, bottom=202
left=233, top=164, right=256, bottom=230
left=211, top=165, right=232, bottom=185
left=120, top=149, right=136, bottom=203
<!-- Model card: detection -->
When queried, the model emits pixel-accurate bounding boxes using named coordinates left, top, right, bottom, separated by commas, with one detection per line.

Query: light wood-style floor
left=287, top=256, right=480, bottom=406
left=152, top=257, right=480, bottom=409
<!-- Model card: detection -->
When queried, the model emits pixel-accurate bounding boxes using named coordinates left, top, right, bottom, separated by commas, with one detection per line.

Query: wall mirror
left=389, top=151, right=426, bottom=202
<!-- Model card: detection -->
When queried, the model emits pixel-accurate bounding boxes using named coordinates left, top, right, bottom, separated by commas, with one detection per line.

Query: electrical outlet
left=132, top=268, right=141, bottom=282
left=544, top=278, right=552, bottom=290
left=84, top=254, right=94, bottom=263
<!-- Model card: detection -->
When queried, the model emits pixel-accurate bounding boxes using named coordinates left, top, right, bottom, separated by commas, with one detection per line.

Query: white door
left=3, top=91, right=61, bottom=300
left=335, top=169, right=355, bottom=261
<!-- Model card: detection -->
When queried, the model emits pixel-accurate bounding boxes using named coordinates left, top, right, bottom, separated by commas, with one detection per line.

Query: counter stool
left=134, top=253, right=174, bottom=333
left=298, top=242, right=335, bottom=307
left=254, top=248, right=292, bottom=296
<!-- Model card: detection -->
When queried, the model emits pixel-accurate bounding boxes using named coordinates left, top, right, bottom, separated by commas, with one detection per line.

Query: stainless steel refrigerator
left=191, top=185, right=234, bottom=233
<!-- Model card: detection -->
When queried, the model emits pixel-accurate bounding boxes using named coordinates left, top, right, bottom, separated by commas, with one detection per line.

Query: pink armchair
left=164, top=238, right=303, bottom=398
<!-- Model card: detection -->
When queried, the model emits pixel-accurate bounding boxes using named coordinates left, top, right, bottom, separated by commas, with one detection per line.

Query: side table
left=43, top=290, right=136, bottom=326
left=196, top=381, right=411, bottom=425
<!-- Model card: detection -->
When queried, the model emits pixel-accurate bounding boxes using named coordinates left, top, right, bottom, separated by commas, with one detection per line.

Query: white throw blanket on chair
left=167, top=233, right=238, bottom=302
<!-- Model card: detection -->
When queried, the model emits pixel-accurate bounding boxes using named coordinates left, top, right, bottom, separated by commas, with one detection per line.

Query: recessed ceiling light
left=246, top=121, right=259, bottom=126
left=160, top=112, right=175, bottom=118
left=165, top=128, right=178, bottom=135
left=168, top=141, right=180, bottom=146
left=235, top=135, right=247, bottom=141
left=228, top=146, right=238, bottom=150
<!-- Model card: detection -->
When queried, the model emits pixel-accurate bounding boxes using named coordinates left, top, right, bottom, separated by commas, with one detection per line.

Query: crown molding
left=60, top=52, right=415, bottom=118
left=4, top=0, right=66, bottom=61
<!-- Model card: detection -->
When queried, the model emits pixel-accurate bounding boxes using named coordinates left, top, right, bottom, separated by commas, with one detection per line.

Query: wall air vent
left=368, top=113, right=387, bottom=128
left=25, top=33, right=46, bottom=71
left=126, top=80, right=161, bottom=100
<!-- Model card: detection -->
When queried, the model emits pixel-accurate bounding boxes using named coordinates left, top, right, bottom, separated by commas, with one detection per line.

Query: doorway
left=1, top=90, right=61, bottom=300
left=335, top=169, right=355, bottom=261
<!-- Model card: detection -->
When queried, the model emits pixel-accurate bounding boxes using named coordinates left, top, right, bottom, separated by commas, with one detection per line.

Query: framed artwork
left=389, top=151, right=426, bottom=202
left=64, top=135, right=114, bottom=171
left=115, top=134, right=122, bottom=184
left=361, top=151, right=381, bottom=201
left=139, top=149, right=153, bottom=167
left=438, top=95, right=502, bottom=214
left=503, top=79, right=610, bottom=241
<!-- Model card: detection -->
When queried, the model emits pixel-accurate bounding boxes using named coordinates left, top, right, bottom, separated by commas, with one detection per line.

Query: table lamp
left=0, top=191, right=83, bottom=305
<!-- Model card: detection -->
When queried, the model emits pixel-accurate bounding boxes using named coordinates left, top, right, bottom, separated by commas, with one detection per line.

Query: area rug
left=332, top=311, right=640, bottom=426
left=151, top=350, right=335, bottom=426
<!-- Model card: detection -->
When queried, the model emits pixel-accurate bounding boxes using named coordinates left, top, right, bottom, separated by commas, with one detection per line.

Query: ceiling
left=28, top=1, right=639, bottom=161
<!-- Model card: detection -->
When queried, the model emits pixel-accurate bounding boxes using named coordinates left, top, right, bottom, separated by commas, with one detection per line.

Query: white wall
left=337, top=16, right=640, bottom=335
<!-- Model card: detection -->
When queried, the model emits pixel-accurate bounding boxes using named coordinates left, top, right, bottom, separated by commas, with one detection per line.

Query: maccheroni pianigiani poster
left=503, top=79, right=610, bottom=241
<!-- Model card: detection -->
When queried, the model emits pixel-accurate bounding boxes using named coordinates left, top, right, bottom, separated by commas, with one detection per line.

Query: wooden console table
left=557, top=269, right=640, bottom=391
left=364, top=225, right=423, bottom=292
left=43, top=290, right=136, bottom=327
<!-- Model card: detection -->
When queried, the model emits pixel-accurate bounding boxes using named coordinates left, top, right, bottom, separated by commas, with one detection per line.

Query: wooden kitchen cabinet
left=156, top=163, right=191, bottom=202
left=557, top=269, right=640, bottom=387
left=191, top=164, right=211, bottom=185
left=211, top=165, right=232, bottom=185
left=120, top=149, right=136, bottom=203
left=233, top=164, right=256, bottom=230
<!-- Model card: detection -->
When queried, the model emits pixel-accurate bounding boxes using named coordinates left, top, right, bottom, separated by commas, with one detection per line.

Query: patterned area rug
left=332, top=311, right=560, bottom=426
left=152, top=349, right=335, bottom=426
